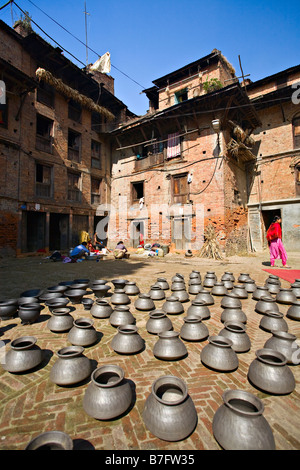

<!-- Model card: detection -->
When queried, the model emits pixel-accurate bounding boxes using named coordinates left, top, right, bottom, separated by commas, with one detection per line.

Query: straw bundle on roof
left=198, top=224, right=223, bottom=260
left=36, top=67, right=115, bottom=121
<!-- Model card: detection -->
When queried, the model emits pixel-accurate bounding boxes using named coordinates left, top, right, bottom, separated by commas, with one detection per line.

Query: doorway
left=262, top=209, right=281, bottom=249
left=172, top=217, right=191, bottom=250
left=130, top=220, right=144, bottom=248
left=49, top=213, right=69, bottom=251
left=26, top=211, right=46, bottom=252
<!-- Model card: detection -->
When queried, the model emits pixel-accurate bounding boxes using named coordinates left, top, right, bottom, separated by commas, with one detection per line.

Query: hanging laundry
left=90, top=52, right=111, bottom=74
left=167, top=132, right=180, bottom=159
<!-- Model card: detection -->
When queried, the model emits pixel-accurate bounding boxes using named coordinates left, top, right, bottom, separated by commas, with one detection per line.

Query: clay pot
left=205, top=271, right=217, bottom=280
left=90, top=284, right=111, bottom=299
left=162, top=296, right=184, bottom=315
left=74, top=278, right=90, bottom=284
left=247, top=348, right=295, bottom=394
left=18, top=303, right=42, bottom=325
left=82, top=298, right=94, bottom=310
left=149, top=285, right=165, bottom=301
left=110, top=289, right=130, bottom=305
left=25, top=431, right=73, bottom=450
left=200, top=336, right=239, bottom=372
left=142, top=375, right=197, bottom=442
left=91, top=299, right=113, bottom=319
left=146, top=310, right=173, bottom=335
left=153, top=331, right=187, bottom=360
left=156, top=278, right=169, bottom=290
left=109, top=305, right=135, bottom=328
left=39, top=292, right=63, bottom=303
left=110, top=325, right=145, bottom=354
left=18, top=296, right=37, bottom=305
left=221, top=307, right=247, bottom=324
left=171, top=281, right=186, bottom=291
left=83, top=364, right=133, bottom=420
left=264, top=331, right=300, bottom=365
left=211, top=282, right=228, bottom=296
left=243, top=279, right=257, bottom=293
left=220, top=293, right=242, bottom=309
left=189, top=270, right=201, bottom=282
left=0, top=299, right=18, bottom=320
left=47, top=308, right=74, bottom=332
left=286, top=301, right=300, bottom=321
left=259, top=311, right=288, bottom=333
left=231, top=284, right=248, bottom=299
left=212, top=389, right=275, bottom=450
left=255, top=296, right=279, bottom=314
left=188, top=281, right=202, bottom=295
left=124, top=281, right=140, bottom=296
left=50, top=345, right=92, bottom=385
left=218, top=321, right=251, bottom=353
left=180, top=316, right=209, bottom=342
left=68, top=318, right=97, bottom=347
left=45, top=297, right=69, bottom=312
left=265, top=275, right=281, bottom=287
left=69, top=282, right=89, bottom=290
left=91, top=279, right=108, bottom=286
left=276, top=288, right=297, bottom=305
left=47, top=285, right=68, bottom=294
left=64, top=289, right=86, bottom=304
left=111, top=279, right=128, bottom=290
left=187, top=300, right=210, bottom=320
left=59, top=281, right=74, bottom=287
left=252, top=286, right=273, bottom=301
left=237, top=273, right=251, bottom=283
left=134, top=294, right=155, bottom=311
left=195, top=289, right=214, bottom=306
left=203, top=276, right=216, bottom=288
left=265, top=280, right=280, bottom=295
left=291, top=282, right=300, bottom=299
left=171, top=273, right=185, bottom=283
left=221, top=272, right=235, bottom=282
left=223, top=280, right=234, bottom=290
left=170, top=288, right=189, bottom=303
left=20, top=289, right=43, bottom=299
left=3, top=336, right=44, bottom=373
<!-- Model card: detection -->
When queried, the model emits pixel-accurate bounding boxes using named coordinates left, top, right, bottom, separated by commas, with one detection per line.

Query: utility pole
left=84, top=1, right=90, bottom=67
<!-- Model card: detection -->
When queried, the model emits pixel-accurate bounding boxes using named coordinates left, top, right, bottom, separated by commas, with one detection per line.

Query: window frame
left=35, top=162, right=53, bottom=198
left=36, top=114, right=53, bottom=154
left=67, top=171, right=82, bottom=202
left=68, top=129, right=81, bottom=162
left=131, top=181, right=145, bottom=204
left=172, top=172, right=189, bottom=204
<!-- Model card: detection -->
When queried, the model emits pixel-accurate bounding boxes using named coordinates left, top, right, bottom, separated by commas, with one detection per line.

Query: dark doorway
left=49, top=213, right=69, bottom=251
left=26, top=211, right=46, bottom=252
left=131, top=221, right=144, bottom=248
left=262, top=209, right=281, bottom=248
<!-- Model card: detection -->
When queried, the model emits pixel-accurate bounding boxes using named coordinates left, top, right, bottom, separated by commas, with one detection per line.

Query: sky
left=1, top=0, right=300, bottom=116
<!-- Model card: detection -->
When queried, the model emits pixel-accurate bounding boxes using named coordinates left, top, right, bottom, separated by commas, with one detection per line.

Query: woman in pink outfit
left=266, top=216, right=291, bottom=268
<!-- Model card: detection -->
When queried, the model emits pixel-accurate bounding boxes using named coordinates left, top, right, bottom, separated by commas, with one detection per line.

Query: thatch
left=198, top=224, right=223, bottom=260
left=35, top=67, right=115, bottom=121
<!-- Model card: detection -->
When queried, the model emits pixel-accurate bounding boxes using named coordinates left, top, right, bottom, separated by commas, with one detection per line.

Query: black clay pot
left=243, top=279, right=257, bottom=293
left=187, top=300, right=210, bottom=320
left=3, top=336, right=44, bottom=373
left=286, top=301, right=300, bottom=321
left=153, top=331, right=187, bottom=360
left=212, top=389, right=275, bottom=450
left=247, top=348, right=295, bottom=395
left=124, top=281, right=140, bottom=296
left=220, top=293, right=242, bottom=310
left=265, top=280, right=280, bottom=295
left=231, top=284, right=248, bottom=299
left=211, top=282, right=228, bottom=296
left=252, top=286, right=273, bottom=301
left=18, top=303, right=42, bottom=325
left=47, top=285, right=68, bottom=294
left=146, top=310, right=173, bottom=335
left=68, top=318, right=97, bottom=347
left=50, top=345, right=92, bottom=386
left=171, top=273, right=185, bottom=283
left=20, top=289, right=43, bottom=299
left=149, top=285, right=166, bottom=301
left=111, top=279, right=128, bottom=290
left=68, top=283, right=88, bottom=291
left=195, top=289, right=214, bottom=306
left=82, top=298, right=94, bottom=310
left=162, top=296, right=184, bottom=315
left=91, top=299, right=113, bottom=319
left=264, top=331, right=300, bottom=365
left=47, top=308, right=74, bottom=332
left=237, top=273, right=251, bottom=283
left=156, top=278, right=170, bottom=290
left=291, top=282, right=300, bottom=299
left=220, top=307, right=247, bottom=324
left=39, top=292, right=63, bottom=303
left=259, top=311, right=288, bottom=333
left=276, top=288, right=297, bottom=305
left=110, top=325, right=145, bottom=354
left=171, top=281, right=186, bottom=291
left=45, top=297, right=69, bottom=312
left=83, top=364, right=133, bottom=420
left=221, top=272, right=235, bottom=282
left=25, top=431, right=73, bottom=450
left=0, top=299, right=18, bottom=320
left=218, top=321, right=251, bottom=353
left=109, top=305, right=135, bottom=328
left=64, top=289, right=86, bottom=304
left=200, top=336, right=239, bottom=372
left=180, top=316, right=209, bottom=342
left=255, top=296, right=279, bottom=314
left=189, top=271, right=201, bottom=282
left=134, top=294, right=155, bottom=311
left=110, top=289, right=130, bottom=305
left=170, top=288, right=189, bottom=303
left=142, top=375, right=197, bottom=442
left=203, top=276, right=216, bottom=288
left=188, top=281, right=202, bottom=295
left=90, top=284, right=111, bottom=299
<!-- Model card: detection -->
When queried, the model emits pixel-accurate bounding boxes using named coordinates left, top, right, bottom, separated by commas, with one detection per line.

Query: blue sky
left=1, top=0, right=300, bottom=115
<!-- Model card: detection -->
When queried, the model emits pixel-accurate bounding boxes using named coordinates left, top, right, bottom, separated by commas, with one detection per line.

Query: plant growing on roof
left=14, top=11, right=33, bottom=33
left=203, top=78, right=223, bottom=94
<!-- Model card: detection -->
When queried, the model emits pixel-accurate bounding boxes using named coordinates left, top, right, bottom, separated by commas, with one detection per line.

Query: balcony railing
left=135, top=152, right=164, bottom=171
left=36, top=135, right=52, bottom=154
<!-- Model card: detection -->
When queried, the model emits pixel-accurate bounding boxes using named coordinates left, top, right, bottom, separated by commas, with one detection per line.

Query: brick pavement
left=0, top=253, right=299, bottom=450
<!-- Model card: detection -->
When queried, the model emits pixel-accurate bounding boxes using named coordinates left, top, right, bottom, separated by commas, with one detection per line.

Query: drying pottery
left=171, top=281, right=186, bottom=291
left=290, top=282, right=300, bottom=298
left=18, top=303, right=42, bottom=325
left=47, top=308, right=73, bottom=332
left=211, top=282, right=228, bottom=296
left=286, top=301, right=300, bottom=321
left=146, top=310, right=173, bottom=335
left=200, top=336, right=239, bottom=371
left=255, top=296, right=279, bottom=314
left=220, top=307, right=247, bottom=324
left=58, top=281, right=74, bottom=287
left=124, top=281, right=140, bottom=296
left=243, top=279, right=257, bottom=293
left=0, top=299, right=18, bottom=320
left=155, top=278, right=169, bottom=290
left=110, top=325, right=144, bottom=354
left=82, top=298, right=94, bottom=310
left=171, top=273, right=185, bottom=283
left=237, top=273, right=251, bottom=283
left=218, top=321, right=251, bottom=353
left=25, top=431, right=73, bottom=450
left=195, top=289, right=214, bottom=306
left=221, top=272, right=235, bottom=282
left=259, top=311, right=288, bottom=333
left=20, top=289, right=43, bottom=299
left=212, top=389, right=275, bottom=450
left=110, top=289, right=130, bottom=305
left=83, top=364, right=132, bottom=420
left=265, top=275, right=281, bottom=287
left=264, top=331, right=300, bottom=365
left=153, top=331, right=187, bottom=360
left=91, top=299, right=113, bottom=319
left=39, top=292, right=63, bottom=303
left=74, top=278, right=90, bottom=284
left=149, top=285, right=166, bottom=301
left=162, top=296, right=184, bottom=315
left=170, top=288, right=189, bottom=303
left=252, top=286, right=273, bottom=301
left=109, top=305, right=135, bottom=327
left=111, top=279, right=128, bottom=290
left=90, top=283, right=110, bottom=299
left=180, top=316, right=209, bottom=342
left=134, top=294, right=155, bottom=311
left=18, top=296, right=37, bottom=305
left=45, top=297, right=69, bottom=312
left=231, top=284, right=248, bottom=299
left=220, top=293, right=242, bottom=309
left=189, top=270, right=201, bottom=281
left=276, top=288, right=297, bottom=305
left=188, top=281, right=202, bottom=295
left=50, top=345, right=92, bottom=385
left=142, top=375, right=197, bottom=442
left=47, top=285, right=68, bottom=294
left=67, top=283, right=88, bottom=291
left=203, top=276, right=216, bottom=288
left=265, top=280, right=280, bottom=295
left=64, top=289, right=86, bottom=304
left=247, top=348, right=295, bottom=394
left=187, top=300, right=210, bottom=320
left=2, top=336, right=44, bottom=373
left=205, top=271, right=217, bottom=281
left=68, top=318, right=97, bottom=347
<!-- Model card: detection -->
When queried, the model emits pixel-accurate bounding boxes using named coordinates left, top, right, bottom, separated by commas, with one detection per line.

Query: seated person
left=113, top=241, right=128, bottom=259
left=70, top=242, right=90, bottom=260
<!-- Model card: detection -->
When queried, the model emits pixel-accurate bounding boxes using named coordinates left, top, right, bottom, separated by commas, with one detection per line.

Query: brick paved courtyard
left=0, top=252, right=299, bottom=451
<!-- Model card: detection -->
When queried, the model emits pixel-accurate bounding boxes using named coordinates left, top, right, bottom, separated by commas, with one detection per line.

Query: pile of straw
left=36, top=67, right=115, bottom=121
left=198, top=224, right=223, bottom=260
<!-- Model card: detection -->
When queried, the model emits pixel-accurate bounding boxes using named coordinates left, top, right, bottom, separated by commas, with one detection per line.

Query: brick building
left=0, top=19, right=133, bottom=255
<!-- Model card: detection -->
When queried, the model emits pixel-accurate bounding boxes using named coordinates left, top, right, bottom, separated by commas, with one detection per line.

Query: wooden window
left=68, top=99, right=81, bottom=122
left=131, top=181, right=144, bottom=203
left=37, top=82, right=54, bottom=108
left=68, top=129, right=81, bottom=162
left=91, top=140, right=101, bottom=168
left=36, top=114, right=53, bottom=154
left=91, top=177, right=102, bottom=205
left=174, top=88, right=188, bottom=104
left=295, top=164, right=300, bottom=196
left=67, top=171, right=81, bottom=202
left=91, top=111, right=102, bottom=132
left=35, top=163, right=52, bottom=197
left=172, top=173, right=189, bottom=204
left=293, top=116, right=300, bottom=149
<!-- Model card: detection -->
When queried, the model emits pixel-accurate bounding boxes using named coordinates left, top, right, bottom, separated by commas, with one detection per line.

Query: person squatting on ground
left=113, top=241, right=129, bottom=259
left=266, top=216, right=291, bottom=268
left=70, top=242, right=90, bottom=260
